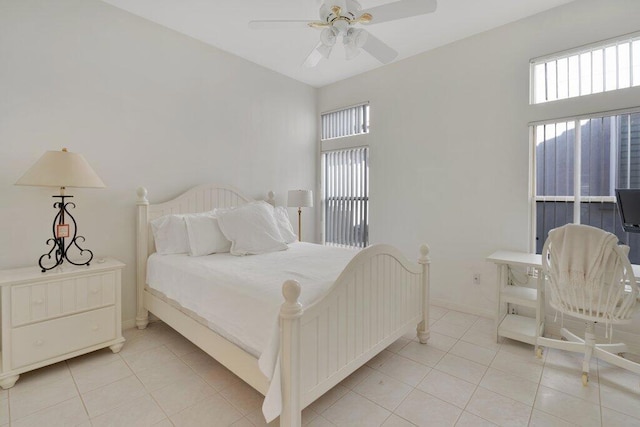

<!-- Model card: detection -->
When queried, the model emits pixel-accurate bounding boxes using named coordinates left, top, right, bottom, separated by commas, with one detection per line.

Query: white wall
left=4, top=0, right=640, bottom=341
left=318, top=0, right=640, bottom=336
left=0, top=0, right=317, bottom=327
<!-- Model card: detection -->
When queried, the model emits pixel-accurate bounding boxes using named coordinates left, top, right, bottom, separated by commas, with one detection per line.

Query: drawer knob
left=34, top=298, right=44, bottom=304
left=35, top=339, right=43, bottom=346
left=91, top=325, right=99, bottom=331
left=90, top=288, right=99, bottom=294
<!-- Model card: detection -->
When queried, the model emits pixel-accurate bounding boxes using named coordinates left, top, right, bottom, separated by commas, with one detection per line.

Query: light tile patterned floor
left=2, top=306, right=640, bottom=426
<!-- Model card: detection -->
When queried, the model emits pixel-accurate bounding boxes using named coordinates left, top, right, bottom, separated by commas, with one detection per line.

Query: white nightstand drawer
left=11, top=306, right=116, bottom=369
left=11, top=271, right=116, bottom=327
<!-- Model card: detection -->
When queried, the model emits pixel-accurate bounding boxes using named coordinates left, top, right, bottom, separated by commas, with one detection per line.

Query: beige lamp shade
left=15, top=148, right=106, bottom=189
left=287, top=189, right=313, bottom=208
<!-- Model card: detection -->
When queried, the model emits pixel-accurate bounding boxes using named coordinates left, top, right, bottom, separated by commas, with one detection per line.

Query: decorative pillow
left=215, top=202, right=288, bottom=256
left=150, top=214, right=190, bottom=255
left=273, top=206, right=297, bottom=244
left=184, top=215, right=231, bottom=256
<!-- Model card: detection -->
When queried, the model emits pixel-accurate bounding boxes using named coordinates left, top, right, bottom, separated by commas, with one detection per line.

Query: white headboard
left=135, top=184, right=274, bottom=328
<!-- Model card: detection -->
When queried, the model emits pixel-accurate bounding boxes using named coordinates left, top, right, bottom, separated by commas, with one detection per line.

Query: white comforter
left=146, top=242, right=358, bottom=421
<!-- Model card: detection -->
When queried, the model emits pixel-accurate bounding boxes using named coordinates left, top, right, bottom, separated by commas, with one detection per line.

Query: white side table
left=0, top=258, right=126, bottom=389
left=486, top=251, right=544, bottom=349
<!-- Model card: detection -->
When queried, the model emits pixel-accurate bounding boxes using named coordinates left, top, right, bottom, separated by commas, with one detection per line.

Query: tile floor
left=2, top=306, right=640, bottom=426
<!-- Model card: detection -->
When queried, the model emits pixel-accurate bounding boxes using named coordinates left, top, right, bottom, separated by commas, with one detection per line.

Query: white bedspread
left=146, top=242, right=358, bottom=421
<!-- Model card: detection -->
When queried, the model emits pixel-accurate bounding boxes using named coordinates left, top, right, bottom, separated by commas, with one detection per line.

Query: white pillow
left=150, top=211, right=218, bottom=255
left=273, top=206, right=297, bottom=244
left=215, top=202, right=288, bottom=256
left=150, top=214, right=190, bottom=255
left=184, top=215, right=231, bottom=256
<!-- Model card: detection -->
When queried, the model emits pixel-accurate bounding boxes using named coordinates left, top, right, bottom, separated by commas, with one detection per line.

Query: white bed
left=136, top=184, right=430, bottom=426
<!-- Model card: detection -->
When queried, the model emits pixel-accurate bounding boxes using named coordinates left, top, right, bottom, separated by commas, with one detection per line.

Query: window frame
left=530, top=30, right=640, bottom=105
left=321, top=146, right=370, bottom=248
left=321, top=102, right=370, bottom=141
left=529, top=106, right=640, bottom=253
left=320, top=102, right=371, bottom=248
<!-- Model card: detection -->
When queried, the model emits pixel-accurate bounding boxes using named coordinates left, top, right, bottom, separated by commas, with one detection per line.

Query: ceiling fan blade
left=303, top=42, right=331, bottom=67
left=361, top=0, right=437, bottom=25
left=359, top=30, right=398, bottom=64
left=248, top=20, right=312, bottom=30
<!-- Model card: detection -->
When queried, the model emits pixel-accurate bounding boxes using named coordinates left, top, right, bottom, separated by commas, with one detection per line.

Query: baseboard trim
left=431, top=298, right=494, bottom=319
left=432, top=300, right=640, bottom=355
left=122, top=318, right=137, bottom=330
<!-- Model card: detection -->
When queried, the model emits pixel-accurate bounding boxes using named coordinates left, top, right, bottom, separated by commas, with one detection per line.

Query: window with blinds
left=531, top=31, right=640, bottom=104
left=321, top=103, right=369, bottom=140
left=533, top=111, right=640, bottom=262
left=323, top=147, right=369, bottom=248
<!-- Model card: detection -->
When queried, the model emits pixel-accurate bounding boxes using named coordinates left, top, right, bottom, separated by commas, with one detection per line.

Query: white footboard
left=279, top=244, right=430, bottom=426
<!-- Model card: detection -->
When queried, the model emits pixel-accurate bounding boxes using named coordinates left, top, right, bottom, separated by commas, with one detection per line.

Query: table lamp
left=15, top=148, right=106, bottom=272
left=287, top=189, right=313, bottom=241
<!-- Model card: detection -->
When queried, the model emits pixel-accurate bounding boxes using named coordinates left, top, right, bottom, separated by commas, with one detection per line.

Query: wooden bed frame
left=135, top=184, right=430, bottom=426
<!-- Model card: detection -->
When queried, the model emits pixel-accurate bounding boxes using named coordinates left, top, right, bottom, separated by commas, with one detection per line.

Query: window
left=321, top=103, right=370, bottom=248
left=323, top=148, right=369, bottom=248
left=321, top=103, right=369, bottom=140
left=531, top=31, right=640, bottom=104
left=533, top=111, right=640, bottom=262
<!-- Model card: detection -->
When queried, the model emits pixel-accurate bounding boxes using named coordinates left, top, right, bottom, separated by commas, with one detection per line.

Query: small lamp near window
left=15, top=148, right=106, bottom=272
left=287, top=189, right=313, bottom=241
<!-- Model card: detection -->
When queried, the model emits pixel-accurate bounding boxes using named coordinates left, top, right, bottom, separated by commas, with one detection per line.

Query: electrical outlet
left=473, top=273, right=481, bottom=285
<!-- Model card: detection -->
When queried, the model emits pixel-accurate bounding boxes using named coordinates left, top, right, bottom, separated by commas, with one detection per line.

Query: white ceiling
left=100, top=0, right=574, bottom=88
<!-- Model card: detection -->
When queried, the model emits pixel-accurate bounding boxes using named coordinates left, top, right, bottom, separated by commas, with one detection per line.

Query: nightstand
left=0, top=258, right=126, bottom=389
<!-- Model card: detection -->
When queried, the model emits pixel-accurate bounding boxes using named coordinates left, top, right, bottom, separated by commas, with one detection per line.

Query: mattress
left=146, top=242, right=358, bottom=358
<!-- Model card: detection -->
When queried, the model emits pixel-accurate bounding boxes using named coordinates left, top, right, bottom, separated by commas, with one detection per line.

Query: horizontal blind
left=324, top=147, right=369, bottom=248
left=321, top=103, right=369, bottom=140
left=531, top=31, right=640, bottom=104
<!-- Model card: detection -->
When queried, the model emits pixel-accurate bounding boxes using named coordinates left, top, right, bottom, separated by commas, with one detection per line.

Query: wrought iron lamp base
left=39, top=194, right=93, bottom=272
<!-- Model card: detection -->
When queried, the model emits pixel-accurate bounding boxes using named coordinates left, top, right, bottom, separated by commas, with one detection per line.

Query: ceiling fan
left=248, top=0, right=437, bottom=67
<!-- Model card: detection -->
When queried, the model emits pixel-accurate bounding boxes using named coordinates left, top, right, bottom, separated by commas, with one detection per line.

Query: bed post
left=417, top=244, right=431, bottom=344
left=280, top=280, right=303, bottom=427
left=136, top=187, right=150, bottom=330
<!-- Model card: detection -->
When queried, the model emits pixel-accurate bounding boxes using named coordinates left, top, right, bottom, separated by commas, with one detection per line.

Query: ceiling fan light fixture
left=344, top=28, right=368, bottom=60
left=333, top=19, right=349, bottom=34
left=251, top=0, right=437, bottom=66
left=353, top=28, right=368, bottom=47
left=320, top=27, right=337, bottom=46
left=343, top=30, right=358, bottom=60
